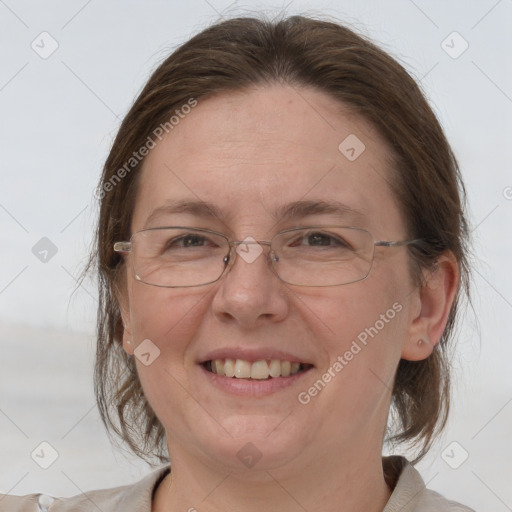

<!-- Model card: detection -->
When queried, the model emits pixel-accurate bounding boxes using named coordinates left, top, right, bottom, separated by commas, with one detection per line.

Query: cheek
left=289, top=280, right=408, bottom=441
left=127, top=285, right=216, bottom=433
left=128, top=283, right=212, bottom=346
left=296, top=272, right=408, bottom=399
left=126, top=282, right=217, bottom=411
left=297, top=273, right=405, bottom=348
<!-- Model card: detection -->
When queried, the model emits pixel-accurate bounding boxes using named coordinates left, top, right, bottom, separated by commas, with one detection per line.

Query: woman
left=2, top=15, right=474, bottom=512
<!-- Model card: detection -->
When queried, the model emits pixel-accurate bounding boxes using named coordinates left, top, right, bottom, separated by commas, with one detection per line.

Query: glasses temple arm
left=374, top=239, right=426, bottom=248
left=114, top=241, right=132, bottom=252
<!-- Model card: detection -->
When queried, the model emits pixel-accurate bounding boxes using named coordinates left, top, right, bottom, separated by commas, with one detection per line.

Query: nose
left=210, top=240, right=289, bottom=328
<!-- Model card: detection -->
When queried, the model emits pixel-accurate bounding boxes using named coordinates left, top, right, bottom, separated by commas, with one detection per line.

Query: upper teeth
left=209, top=359, right=303, bottom=379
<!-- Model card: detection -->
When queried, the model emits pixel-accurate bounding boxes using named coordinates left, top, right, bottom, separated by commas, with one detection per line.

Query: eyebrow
left=144, top=200, right=223, bottom=227
left=144, top=199, right=366, bottom=228
left=275, top=200, right=366, bottom=224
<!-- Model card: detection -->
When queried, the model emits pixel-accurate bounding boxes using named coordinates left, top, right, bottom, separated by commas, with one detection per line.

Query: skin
left=119, top=85, right=459, bottom=512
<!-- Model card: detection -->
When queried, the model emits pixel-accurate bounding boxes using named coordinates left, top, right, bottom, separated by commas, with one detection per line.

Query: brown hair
left=89, top=14, right=471, bottom=465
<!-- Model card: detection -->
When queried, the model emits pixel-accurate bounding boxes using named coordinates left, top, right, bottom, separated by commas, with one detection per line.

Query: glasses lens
left=272, top=227, right=374, bottom=286
left=128, top=226, right=374, bottom=288
left=131, top=228, right=229, bottom=287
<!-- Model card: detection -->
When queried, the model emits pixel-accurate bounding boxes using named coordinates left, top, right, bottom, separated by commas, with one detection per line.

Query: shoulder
left=0, top=466, right=170, bottom=512
left=383, top=456, right=475, bottom=512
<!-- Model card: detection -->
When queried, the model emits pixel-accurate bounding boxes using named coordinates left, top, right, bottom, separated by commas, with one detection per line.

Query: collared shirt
left=0, top=456, right=475, bottom=511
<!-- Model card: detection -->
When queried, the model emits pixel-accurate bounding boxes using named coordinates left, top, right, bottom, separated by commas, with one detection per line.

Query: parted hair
left=89, top=14, right=471, bottom=465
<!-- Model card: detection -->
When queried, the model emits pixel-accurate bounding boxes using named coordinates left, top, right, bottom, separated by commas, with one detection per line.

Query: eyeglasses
left=113, top=226, right=423, bottom=288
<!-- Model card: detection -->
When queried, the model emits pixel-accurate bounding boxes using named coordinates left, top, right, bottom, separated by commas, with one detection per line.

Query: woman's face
left=120, top=85, right=426, bottom=472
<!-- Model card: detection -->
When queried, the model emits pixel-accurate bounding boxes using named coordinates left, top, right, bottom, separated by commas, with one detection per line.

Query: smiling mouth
left=203, top=358, right=313, bottom=380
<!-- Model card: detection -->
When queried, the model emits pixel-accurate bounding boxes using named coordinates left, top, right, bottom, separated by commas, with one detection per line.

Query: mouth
left=203, top=358, right=313, bottom=380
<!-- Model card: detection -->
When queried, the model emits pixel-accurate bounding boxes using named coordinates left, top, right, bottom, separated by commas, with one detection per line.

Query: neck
left=152, top=442, right=392, bottom=512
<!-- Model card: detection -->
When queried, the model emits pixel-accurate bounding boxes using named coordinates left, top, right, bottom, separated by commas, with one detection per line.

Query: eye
left=306, top=232, right=337, bottom=247
left=165, top=233, right=216, bottom=249
left=291, top=231, right=352, bottom=249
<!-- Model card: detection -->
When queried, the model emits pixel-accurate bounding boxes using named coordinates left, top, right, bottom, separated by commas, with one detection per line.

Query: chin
left=185, top=414, right=312, bottom=473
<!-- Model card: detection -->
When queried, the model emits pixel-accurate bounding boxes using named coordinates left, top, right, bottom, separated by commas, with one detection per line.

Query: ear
left=401, top=251, right=460, bottom=361
left=118, top=286, right=135, bottom=356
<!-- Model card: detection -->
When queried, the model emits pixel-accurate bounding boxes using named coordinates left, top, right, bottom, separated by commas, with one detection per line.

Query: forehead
left=133, top=85, right=404, bottom=237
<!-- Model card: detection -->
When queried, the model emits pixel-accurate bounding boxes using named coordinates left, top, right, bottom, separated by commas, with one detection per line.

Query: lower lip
left=199, top=364, right=313, bottom=397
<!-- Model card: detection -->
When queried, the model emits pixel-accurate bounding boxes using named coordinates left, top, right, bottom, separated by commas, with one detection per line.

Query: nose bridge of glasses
left=230, top=240, right=272, bottom=248
left=226, top=239, right=277, bottom=268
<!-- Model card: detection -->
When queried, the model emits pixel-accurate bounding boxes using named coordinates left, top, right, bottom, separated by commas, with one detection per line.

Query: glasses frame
left=113, top=225, right=425, bottom=288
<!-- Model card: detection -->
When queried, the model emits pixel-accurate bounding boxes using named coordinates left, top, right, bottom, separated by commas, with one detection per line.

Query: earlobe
left=123, top=329, right=135, bottom=355
left=402, top=337, right=433, bottom=361
left=401, top=251, right=460, bottom=361
left=118, top=292, right=134, bottom=355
